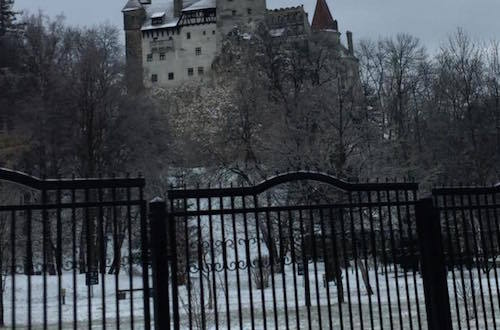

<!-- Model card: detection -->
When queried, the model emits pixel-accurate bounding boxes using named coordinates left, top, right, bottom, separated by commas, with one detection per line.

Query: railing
left=155, top=172, right=428, bottom=330
left=0, top=168, right=152, bottom=329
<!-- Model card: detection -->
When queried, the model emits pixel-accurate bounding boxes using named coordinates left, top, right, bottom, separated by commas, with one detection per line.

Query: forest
left=1, top=5, right=499, bottom=191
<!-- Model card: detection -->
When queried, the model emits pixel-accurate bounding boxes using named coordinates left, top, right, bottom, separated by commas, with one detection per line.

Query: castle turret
left=311, top=0, right=341, bottom=44
left=123, top=0, right=146, bottom=93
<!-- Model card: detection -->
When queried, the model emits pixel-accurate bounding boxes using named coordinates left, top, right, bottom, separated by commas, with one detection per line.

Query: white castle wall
left=142, top=23, right=218, bottom=87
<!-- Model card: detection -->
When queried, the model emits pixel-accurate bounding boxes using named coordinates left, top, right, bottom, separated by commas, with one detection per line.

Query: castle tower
left=311, top=0, right=341, bottom=44
left=123, top=0, right=146, bottom=93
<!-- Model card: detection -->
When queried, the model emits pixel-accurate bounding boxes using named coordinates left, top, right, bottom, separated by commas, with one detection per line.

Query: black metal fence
left=434, top=185, right=500, bottom=330
left=158, top=172, right=427, bottom=330
left=0, top=168, right=152, bottom=329
left=2, top=168, right=500, bottom=330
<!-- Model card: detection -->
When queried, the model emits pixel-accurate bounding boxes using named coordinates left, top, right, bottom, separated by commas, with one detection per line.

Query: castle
left=123, top=0, right=356, bottom=89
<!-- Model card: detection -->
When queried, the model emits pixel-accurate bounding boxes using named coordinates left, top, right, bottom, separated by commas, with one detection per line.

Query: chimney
left=346, top=31, right=354, bottom=55
left=174, top=0, right=182, bottom=17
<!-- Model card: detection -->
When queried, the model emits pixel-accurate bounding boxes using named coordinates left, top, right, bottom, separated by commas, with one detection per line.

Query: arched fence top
left=168, top=170, right=419, bottom=199
left=0, top=168, right=145, bottom=190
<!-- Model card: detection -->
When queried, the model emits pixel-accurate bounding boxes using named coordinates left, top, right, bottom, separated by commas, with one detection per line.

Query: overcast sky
left=14, top=0, right=500, bottom=52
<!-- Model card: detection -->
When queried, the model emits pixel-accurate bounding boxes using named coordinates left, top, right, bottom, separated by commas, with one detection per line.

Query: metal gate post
left=150, top=198, right=171, bottom=330
left=415, top=198, right=453, bottom=330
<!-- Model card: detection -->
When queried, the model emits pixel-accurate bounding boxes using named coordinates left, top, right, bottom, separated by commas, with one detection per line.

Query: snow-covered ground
left=3, top=263, right=498, bottom=329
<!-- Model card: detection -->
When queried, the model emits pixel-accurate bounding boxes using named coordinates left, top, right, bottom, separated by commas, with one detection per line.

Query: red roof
left=311, top=0, right=337, bottom=31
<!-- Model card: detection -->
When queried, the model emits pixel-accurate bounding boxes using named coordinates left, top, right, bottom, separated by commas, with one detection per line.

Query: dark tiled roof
left=311, top=0, right=337, bottom=31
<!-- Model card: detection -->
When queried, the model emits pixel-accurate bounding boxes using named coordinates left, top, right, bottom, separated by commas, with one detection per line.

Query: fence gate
left=0, top=168, right=152, bottom=329
left=156, top=171, right=429, bottom=330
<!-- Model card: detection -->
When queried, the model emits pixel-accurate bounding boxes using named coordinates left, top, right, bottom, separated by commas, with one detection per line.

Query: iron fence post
left=415, top=198, right=453, bottom=330
left=150, top=198, right=170, bottom=330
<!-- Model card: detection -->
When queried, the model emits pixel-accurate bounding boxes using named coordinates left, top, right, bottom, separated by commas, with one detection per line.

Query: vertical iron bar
left=474, top=192, right=495, bottom=329
left=112, top=186, right=120, bottom=330
left=126, top=186, right=135, bottom=328
left=455, top=193, right=476, bottom=328
left=183, top=197, right=193, bottom=330
left=207, top=197, right=219, bottom=329
left=10, top=210, right=15, bottom=328
left=384, top=189, right=403, bottom=330
left=277, top=211, right=290, bottom=330
left=241, top=196, right=255, bottom=330
left=328, top=208, right=344, bottom=330
left=308, top=208, right=322, bottom=329
left=287, top=210, right=300, bottom=330
left=219, top=195, right=231, bottom=330
left=26, top=207, right=32, bottom=329
left=139, top=185, right=151, bottom=330
left=168, top=198, right=180, bottom=330
left=253, top=195, right=267, bottom=330
left=482, top=193, right=500, bottom=329
left=394, top=190, right=413, bottom=330
left=195, top=196, right=206, bottom=330
left=98, top=185, right=106, bottom=330
left=376, top=189, right=394, bottom=330
left=488, top=193, right=500, bottom=314
left=466, top=193, right=488, bottom=329
left=85, top=188, right=92, bottom=330
left=264, top=205, right=278, bottom=330
left=357, top=191, right=374, bottom=329
left=71, top=184, right=77, bottom=330
left=56, top=188, right=63, bottom=330
left=318, top=208, right=333, bottom=330
left=339, top=206, right=354, bottom=330
left=407, top=190, right=422, bottom=330
left=347, top=192, right=363, bottom=329
left=298, top=209, right=312, bottom=330
left=42, top=187, right=48, bottom=330
left=440, top=194, right=463, bottom=330
left=230, top=193, right=243, bottom=329
left=367, top=191, right=383, bottom=329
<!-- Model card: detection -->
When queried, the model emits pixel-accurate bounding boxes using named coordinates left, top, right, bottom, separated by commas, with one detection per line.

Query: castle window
left=187, top=32, right=191, bottom=39
left=212, top=30, right=216, bottom=35
left=147, top=54, right=153, bottom=62
left=160, top=53, right=166, bottom=61
left=188, top=68, right=194, bottom=76
left=195, top=47, right=202, bottom=56
left=151, top=74, right=158, bottom=82
left=198, top=67, right=204, bottom=75
left=151, top=12, right=165, bottom=25
left=232, top=10, right=237, bottom=16
left=203, top=31, right=206, bottom=35
left=168, top=72, right=174, bottom=80
left=247, top=8, right=252, bottom=15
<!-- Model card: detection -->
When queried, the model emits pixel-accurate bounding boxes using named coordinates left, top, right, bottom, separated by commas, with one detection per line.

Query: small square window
left=232, top=10, right=237, bottom=16
left=168, top=72, right=174, bottom=80
left=147, top=54, right=153, bottom=62
left=195, top=47, right=202, bottom=56
left=151, top=74, right=158, bottom=82
left=247, top=8, right=252, bottom=15
left=198, top=67, right=204, bottom=75
left=188, top=68, right=194, bottom=76
left=203, top=31, right=206, bottom=35
left=212, top=30, right=216, bottom=35
left=187, top=32, right=191, bottom=39
left=160, top=53, right=166, bottom=60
